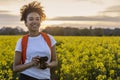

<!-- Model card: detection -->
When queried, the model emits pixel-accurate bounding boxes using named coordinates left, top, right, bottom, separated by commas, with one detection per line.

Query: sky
left=0, top=0, right=120, bottom=30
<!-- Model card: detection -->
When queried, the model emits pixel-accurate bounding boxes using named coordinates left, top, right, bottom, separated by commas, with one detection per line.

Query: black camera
left=39, top=56, right=48, bottom=69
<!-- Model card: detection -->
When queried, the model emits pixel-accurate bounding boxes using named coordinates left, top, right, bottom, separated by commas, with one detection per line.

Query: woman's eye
left=29, top=18, right=33, bottom=21
left=36, top=18, right=40, bottom=21
left=28, top=17, right=40, bottom=21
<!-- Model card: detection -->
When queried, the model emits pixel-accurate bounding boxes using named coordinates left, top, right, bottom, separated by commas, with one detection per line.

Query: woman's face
left=25, top=12, right=41, bottom=32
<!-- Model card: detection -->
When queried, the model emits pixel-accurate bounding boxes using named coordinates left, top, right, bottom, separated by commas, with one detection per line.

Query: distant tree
left=103, top=29, right=113, bottom=36
left=93, top=28, right=104, bottom=36
left=112, top=28, right=120, bottom=36
left=80, top=28, right=91, bottom=36
left=43, top=26, right=64, bottom=36
left=1, top=26, right=120, bottom=36
left=0, top=26, right=26, bottom=35
left=64, top=27, right=77, bottom=36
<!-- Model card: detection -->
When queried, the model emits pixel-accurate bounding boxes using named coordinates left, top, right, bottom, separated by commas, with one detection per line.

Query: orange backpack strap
left=21, top=34, right=28, bottom=64
left=21, top=32, right=51, bottom=64
left=40, top=32, right=52, bottom=60
left=40, top=32, right=52, bottom=50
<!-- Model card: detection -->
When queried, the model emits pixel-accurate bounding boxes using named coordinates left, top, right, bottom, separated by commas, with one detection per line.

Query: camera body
left=39, top=56, right=48, bottom=69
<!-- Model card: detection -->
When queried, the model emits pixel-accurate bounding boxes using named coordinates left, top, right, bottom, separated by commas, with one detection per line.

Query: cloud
left=0, top=10, right=11, bottom=14
left=103, top=5, right=120, bottom=13
left=0, top=13, right=20, bottom=27
left=0, top=10, right=20, bottom=21
left=52, top=0, right=104, bottom=4
left=99, top=5, right=120, bottom=15
left=74, top=0, right=104, bottom=4
left=48, top=16, right=120, bottom=22
left=0, top=13, right=23, bottom=29
left=0, top=10, right=10, bottom=13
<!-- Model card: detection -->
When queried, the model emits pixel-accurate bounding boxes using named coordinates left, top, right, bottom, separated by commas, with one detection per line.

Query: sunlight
left=41, top=20, right=64, bottom=26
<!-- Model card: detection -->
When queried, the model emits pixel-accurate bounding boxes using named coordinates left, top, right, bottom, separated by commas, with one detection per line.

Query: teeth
left=31, top=24, right=39, bottom=26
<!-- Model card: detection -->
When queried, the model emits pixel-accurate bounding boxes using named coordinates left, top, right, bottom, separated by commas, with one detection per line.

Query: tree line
left=0, top=27, right=27, bottom=35
left=43, top=26, right=120, bottom=36
left=0, top=26, right=120, bottom=36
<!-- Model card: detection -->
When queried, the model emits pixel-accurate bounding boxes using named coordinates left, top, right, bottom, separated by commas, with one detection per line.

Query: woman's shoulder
left=17, top=37, right=22, bottom=43
left=47, top=33, right=56, bottom=46
left=47, top=33, right=55, bottom=39
left=47, top=33, right=53, bottom=37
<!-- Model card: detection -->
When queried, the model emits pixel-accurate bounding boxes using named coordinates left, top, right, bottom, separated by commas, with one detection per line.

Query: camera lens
left=39, top=56, right=48, bottom=69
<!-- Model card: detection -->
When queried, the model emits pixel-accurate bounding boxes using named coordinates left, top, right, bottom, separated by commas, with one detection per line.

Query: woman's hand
left=31, top=56, right=40, bottom=66
left=13, top=52, right=41, bottom=72
left=36, top=56, right=48, bottom=69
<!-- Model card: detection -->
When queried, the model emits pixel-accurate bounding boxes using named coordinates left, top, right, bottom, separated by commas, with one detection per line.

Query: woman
left=13, top=1, right=57, bottom=80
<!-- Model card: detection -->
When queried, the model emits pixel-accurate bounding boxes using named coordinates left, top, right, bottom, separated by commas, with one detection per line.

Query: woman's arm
left=47, top=45, right=58, bottom=68
left=13, top=51, right=39, bottom=72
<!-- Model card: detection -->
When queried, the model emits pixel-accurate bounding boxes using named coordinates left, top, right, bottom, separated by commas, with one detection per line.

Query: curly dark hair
left=20, top=1, right=46, bottom=22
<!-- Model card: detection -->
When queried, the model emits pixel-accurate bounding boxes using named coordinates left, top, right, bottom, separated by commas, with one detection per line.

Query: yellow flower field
left=0, top=36, right=120, bottom=80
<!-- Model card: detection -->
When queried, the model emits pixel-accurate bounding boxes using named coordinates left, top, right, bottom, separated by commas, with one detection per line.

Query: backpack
left=21, top=32, right=57, bottom=80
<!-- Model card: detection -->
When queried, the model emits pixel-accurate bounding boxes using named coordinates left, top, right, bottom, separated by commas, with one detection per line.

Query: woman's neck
left=29, top=31, right=40, bottom=37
